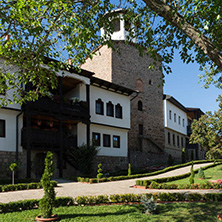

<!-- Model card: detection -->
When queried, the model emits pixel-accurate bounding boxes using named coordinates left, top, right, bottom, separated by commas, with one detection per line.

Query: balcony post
left=86, top=84, right=90, bottom=146
left=59, top=119, right=63, bottom=177
left=26, top=113, right=31, bottom=178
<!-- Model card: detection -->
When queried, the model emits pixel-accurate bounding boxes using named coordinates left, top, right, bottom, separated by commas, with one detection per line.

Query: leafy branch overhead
left=0, top=0, right=221, bottom=105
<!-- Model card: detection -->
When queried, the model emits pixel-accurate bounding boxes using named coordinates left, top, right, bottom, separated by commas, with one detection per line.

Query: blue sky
left=164, top=50, right=221, bottom=113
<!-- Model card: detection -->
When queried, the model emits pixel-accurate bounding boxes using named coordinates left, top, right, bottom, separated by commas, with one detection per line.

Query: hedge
left=1, top=193, right=222, bottom=213
left=0, top=181, right=57, bottom=193
left=77, top=159, right=222, bottom=183
left=135, top=162, right=222, bottom=188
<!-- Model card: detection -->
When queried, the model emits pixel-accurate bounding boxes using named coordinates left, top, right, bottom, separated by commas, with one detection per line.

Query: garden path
left=0, top=162, right=221, bottom=203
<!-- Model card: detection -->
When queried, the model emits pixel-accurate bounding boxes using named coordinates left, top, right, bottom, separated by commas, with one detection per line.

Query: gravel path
left=0, top=162, right=220, bottom=203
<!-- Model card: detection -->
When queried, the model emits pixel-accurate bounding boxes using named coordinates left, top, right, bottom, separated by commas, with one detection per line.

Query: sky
left=163, top=50, right=221, bottom=113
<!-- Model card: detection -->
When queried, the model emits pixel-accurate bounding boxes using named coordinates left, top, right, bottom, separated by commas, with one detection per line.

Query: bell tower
left=100, top=8, right=137, bottom=43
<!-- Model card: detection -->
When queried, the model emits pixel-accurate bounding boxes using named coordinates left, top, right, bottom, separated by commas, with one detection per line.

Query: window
left=169, top=110, right=172, bottom=120
left=178, top=116, right=181, bottom=125
left=181, top=137, right=184, bottom=147
left=173, top=134, right=175, bottom=146
left=106, top=101, right=114, bottom=117
left=96, top=99, right=104, bottom=115
left=135, top=79, right=144, bottom=93
left=92, top=132, right=100, bottom=146
left=103, top=134, right=111, bottom=147
left=139, top=124, right=143, bottom=135
left=177, top=136, right=180, bottom=147
left=174, top=113, right=176, bottom=122
left=183, top=119, right=185, bottom=127
left=115, top=104, right=122, bottom=119
left=0, top=119, right=5, bottom=137
left=149, top=80, right=153, bottom=85
left=168, top=132, right=171, bottom=144
left=138, top=100, right=143, bottom=111
left=113, top=135, right=120, bottom=148
left=113, top=19, right=120, bottom=32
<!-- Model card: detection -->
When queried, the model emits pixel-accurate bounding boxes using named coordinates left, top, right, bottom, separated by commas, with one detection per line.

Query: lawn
left=0, top=202, right=222, bottom=222
left=167, top=164, right=222, bottom=185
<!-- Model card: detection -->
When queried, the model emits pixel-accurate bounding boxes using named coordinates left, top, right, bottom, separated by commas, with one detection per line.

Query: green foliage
left=190, top=99, right=222, bottom=159
left=97, top=163, right=103, bottom=179
left=0, top=0, right=221, bottom=107
left=141, top=195, right=157, bottom=215
left=9, top=163, right=18, bottom=172
left=168, top=154, right=173, bottom=166
left=198, top=167, right=205, bottom=179
left=77, top=160, right=221, bottom=183
left=66, top=143, right=98, bottom=176
left=39, top=151, right=55, bottom=219
left=181, top=148, right=186, bottom=163
left=128, top=163, right=131, bottom=176
left=189, top=162, right=195, bottom=185
left=9, top=162, right=18, bottom=185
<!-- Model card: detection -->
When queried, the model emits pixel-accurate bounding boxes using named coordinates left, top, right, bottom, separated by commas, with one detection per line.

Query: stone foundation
left=92, top=156, right=128, bottom=176
left=129, top=150, right=168, bottom=169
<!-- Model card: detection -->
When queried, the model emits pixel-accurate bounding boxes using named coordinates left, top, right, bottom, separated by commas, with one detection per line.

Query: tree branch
left=142, top=0, right=222, bottom=71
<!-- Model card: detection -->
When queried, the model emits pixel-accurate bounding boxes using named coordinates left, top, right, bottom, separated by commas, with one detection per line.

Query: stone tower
left=82, top=9, right=166, bottom=168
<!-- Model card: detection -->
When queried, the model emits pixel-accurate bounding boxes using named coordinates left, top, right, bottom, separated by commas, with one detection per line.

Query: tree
left=190, top=97, right=222, bottom=159
left=0, top=0, right=221, bottom=105
left=9, top=162, right=18, bottom=185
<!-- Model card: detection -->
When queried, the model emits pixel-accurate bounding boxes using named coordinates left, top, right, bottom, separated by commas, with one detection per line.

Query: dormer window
left=115, top=104, right=122, bottom=119
left=96, top=99, right=104, bottom=115
left=107, top=101, right=114, bottom=117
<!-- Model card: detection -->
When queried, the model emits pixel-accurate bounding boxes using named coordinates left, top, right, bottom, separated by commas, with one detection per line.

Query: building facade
left=82, top=10, right=166, bottom=168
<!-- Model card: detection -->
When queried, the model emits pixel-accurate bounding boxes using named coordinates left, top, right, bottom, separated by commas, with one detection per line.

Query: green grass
left=0, top=202, right=222, bottom=222
left=166, top=164, right=222, bottom=185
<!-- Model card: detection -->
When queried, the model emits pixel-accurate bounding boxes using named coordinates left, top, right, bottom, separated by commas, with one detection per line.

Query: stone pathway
left=0, top=162, right=220, bottom=203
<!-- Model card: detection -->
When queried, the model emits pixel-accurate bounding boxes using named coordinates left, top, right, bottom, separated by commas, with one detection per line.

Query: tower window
left=107, top=101, right=114, bottom=117
left=174, top=113, right=176, bottom=122
left=173, top=134, right=175, bottom=146
left=138, top=100, right=143, bottom=111
left=169, top=110, right=172, bottom=120
left=96, top=99, right=104, bottom=115
left=112, top=19, right=120, bottom=32
left=139, top=124, right=143, bottom=135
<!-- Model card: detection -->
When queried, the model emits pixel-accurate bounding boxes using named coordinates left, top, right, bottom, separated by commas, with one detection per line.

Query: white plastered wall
left=90, top=85, right=130, bottom=129
left=77, top=122, right=87, bottom=146
left=0, top=109, right=23, bottom=152
left=91, top=124, right=128, bottom=157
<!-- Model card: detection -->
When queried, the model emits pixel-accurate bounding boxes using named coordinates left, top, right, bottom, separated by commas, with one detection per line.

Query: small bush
left=187, top=193, right=202, bottom=201
left=128, top=163, right=132, bottom=176
left=97, top=163, right=103, bottom=179
left=149, top=181, right=160, bottom=189
left=141, top=195, right=157, bottom=215
left=189, top=163, right=195, bottom=185
left=198, top=167, right=205, bottom=179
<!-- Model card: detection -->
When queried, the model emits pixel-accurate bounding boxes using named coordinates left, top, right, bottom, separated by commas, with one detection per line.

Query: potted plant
left=36, top=152, right=59, bottom=222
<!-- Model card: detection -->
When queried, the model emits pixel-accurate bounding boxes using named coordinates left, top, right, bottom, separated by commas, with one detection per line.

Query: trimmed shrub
left=128, top=163, right=132, bottom=176
left=189, top=162, right=195, bottom=185
left=187, top=193, right=202, bottom=201
left=198, top=167, right=205, bottom=179
left=149, top=181, right=160, bottom=189
left=97, top=163, right=103, bottom=179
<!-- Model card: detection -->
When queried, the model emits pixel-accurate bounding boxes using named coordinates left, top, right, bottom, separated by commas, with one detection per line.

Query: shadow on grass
left=59, top=207, right=137, bottom=220
left=158, top=202, right=221, bottom=222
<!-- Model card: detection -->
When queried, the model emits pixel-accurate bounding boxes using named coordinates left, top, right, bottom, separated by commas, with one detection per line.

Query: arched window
left=138, top=100, right=143, bottom=111
left=96, top=99, right=104, bottom=115
left=107, top=101, right=114, bottom=117
left=135, top=79, right=144, bottom=93
left=115, top=104, right=122, bottom=119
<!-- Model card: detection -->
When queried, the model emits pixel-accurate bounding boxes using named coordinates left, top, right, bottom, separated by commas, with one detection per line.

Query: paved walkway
left=0, top=162, right=220, bottom=203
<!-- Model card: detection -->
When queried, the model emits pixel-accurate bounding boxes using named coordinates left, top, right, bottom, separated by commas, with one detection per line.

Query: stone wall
left=92, top=155, right=128, bottom=175
left=0, top=151, right=26, bottom=179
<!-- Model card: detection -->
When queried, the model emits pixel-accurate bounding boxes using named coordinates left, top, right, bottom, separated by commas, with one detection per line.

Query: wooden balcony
left=24, top=96, right=89, bottom=122
left=22, top=128, right=77, bottom=151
